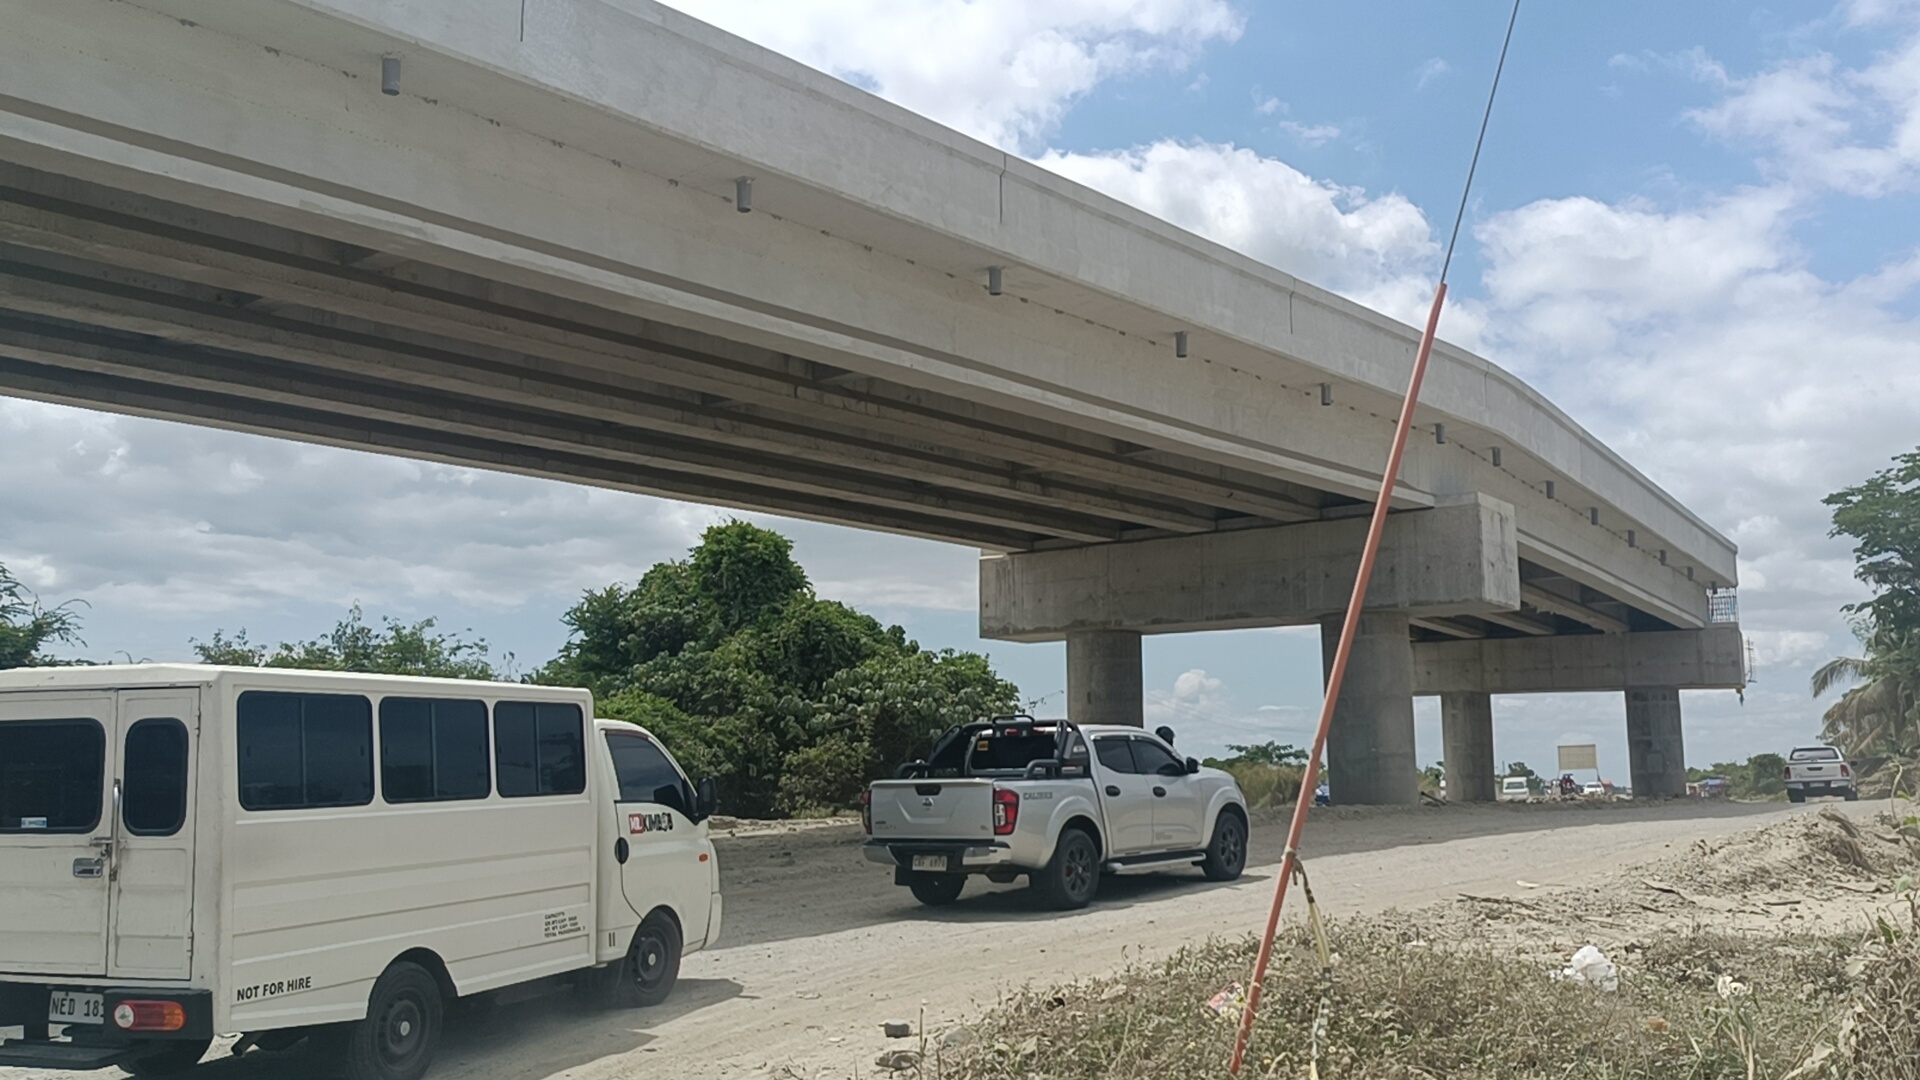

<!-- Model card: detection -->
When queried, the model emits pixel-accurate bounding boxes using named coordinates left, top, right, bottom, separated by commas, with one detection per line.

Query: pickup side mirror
left=693, top=777, right=718, bottom=822
left=1186, top=756, right=1202, bottom=775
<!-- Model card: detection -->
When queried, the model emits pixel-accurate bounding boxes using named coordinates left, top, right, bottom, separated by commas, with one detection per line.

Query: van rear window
left=0, top=719, right=105, bottom=833
left=494, top=702, right=585, bottom=797
left=237, top=692, right=374, bottom=811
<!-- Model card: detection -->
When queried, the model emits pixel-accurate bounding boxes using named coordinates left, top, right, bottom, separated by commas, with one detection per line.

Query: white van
left=0, top=665, right=721, bottom=1080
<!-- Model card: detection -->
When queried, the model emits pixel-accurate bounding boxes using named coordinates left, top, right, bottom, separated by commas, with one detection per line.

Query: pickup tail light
left=113, top=1000, right=185, bottom=1032
left=992, top=787, right=1019, bottom=836
left=1841, top=763, right=1852, bottom=778
left=1783, top=765, right=1792, bottom=780
left=860, top=789, right=872, bottom=835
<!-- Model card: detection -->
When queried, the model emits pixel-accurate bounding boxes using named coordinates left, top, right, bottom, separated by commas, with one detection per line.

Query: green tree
left=542, top=520, right=1020, bottom=817
left=0, top=562, right=84, bottom=669
left=193, top=605, right=504, bottom=680
left=1815, top=448, right=1920, bottom=764
left=1504, top=761, right=1544, bottom=796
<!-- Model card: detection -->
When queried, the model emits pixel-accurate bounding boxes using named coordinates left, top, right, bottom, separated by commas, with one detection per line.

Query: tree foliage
left=1815, top=448, right=1920, bottom=764
left=0, top=561, right=84, bottom=669
left=539, top=520, right=1020, bottom=817
left=192, top=605, right=504, bottom=680
left=1686, top=753, right=1788, bottom=799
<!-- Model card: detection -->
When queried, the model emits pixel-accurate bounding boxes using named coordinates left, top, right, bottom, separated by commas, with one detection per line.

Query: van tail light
left=113, top=1001, right=185, bottom=1032
left=992, top=787, right=1019, bottom=836
left=1840, top=763, right=1852, bottom=778
left=860, top=789, right=872, bottom=835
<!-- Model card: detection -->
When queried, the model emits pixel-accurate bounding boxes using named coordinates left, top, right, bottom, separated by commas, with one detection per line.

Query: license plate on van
left=912, top=854, right=949, bottom=872
left=48, top=990, right=103, bottom=1024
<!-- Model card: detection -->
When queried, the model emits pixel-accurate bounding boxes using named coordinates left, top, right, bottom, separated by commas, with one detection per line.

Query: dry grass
left=926, top=921, right=1866, bottom=1080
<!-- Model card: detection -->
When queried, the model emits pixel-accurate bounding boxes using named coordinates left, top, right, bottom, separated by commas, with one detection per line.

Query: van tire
left=339, top=961, right=444, bottom=1080
left=594, top=911, right=683, bottom=1009
left=1201, top=809, right=1248, bottom=882
left=907, top=872, right=966, bottom=906
left=1036, top=828, right=1099, bottom=910
left=122, top=1038, right=212, bottom=1076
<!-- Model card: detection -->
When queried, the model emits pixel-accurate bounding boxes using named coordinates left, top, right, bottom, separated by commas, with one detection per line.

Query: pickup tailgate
left=1791, top=762, right=1841, bottom=782
left=868, top=779, right=996, bottom=842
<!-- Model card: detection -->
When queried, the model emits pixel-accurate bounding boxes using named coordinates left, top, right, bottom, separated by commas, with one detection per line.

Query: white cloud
left=1688, top=29, right=1920, bottom=196
left=1254, top=93, right=1282, bottom=115
left=1277, top=119, right=1342, bottom=146
left=659, top=0, right=1244, bottom=150
left=1415, top=57, right=1451, bottom=89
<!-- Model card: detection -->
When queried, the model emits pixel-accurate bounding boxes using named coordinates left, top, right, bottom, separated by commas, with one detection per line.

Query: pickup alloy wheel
left=1038, top=829, right=1099, bottom=910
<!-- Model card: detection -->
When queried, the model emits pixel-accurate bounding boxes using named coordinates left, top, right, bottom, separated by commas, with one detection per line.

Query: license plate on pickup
left=48, top=990, right=104, bottom=1025
left=912, top=854, right=950, bottom=872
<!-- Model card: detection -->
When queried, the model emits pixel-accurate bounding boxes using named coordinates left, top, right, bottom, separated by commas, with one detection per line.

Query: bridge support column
left=1626, top=687, right=1687, bottom=798
left=1321, top=613, right=1418, bottom=806
left=1441, top=691, right=1496, bottom=802
left=1066, top=629, right=1142, bottom=727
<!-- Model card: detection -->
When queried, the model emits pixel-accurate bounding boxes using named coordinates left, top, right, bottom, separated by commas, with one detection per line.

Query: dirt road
left=6, top=798, right=1861, bottom=1080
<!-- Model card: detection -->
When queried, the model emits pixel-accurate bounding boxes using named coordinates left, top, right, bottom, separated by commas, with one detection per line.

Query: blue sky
left=6, top=0, right=1920, bottom=785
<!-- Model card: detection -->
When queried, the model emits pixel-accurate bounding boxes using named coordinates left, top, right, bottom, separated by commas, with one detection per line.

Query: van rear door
left=109, top=689, right=198, bottom=979
left=0, top=692, right=115, bottom=976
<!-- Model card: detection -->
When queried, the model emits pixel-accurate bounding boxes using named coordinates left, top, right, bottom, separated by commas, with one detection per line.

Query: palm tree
left=1813, top=622, right=1920, bottom=763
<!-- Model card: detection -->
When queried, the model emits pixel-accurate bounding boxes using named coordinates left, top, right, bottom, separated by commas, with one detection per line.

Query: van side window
left=380, top=698, right=490, bottom=803
left=237, top=692, right=374, bottom=811
left=0, top=719, right=105, bottom=833
left=1094, top=737, right=1138, bottom=775
left=123, top=717, right=189, bottom=835
left=494, top=702, right=586, bottom=797
left=604, top=733, right=690, bottom=814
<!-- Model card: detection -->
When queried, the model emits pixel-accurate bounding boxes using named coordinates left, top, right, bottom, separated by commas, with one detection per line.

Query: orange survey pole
left=1226, top=2, right=1520, bottom=1071
left=1225, top=281, right=1448, bottom=1076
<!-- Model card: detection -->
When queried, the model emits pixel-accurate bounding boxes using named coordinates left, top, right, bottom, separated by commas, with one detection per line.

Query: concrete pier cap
left=979, top=493, right=1520, bottom=641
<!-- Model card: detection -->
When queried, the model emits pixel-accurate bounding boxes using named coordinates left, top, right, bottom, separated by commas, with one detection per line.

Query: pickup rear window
left=967, top=732, right=1061, bottom=775
left=1789, top=748, right=1841, bottom=762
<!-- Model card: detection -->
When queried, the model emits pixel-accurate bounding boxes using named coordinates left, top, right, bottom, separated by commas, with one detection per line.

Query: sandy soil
left=4, top=797, right=1887, bottom=1080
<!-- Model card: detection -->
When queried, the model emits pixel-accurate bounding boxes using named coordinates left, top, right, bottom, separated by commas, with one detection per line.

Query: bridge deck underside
left=0, top=162, right=1339, bottom=552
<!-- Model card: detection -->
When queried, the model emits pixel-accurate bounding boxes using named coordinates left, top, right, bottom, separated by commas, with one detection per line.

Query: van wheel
left=907, top=872, right=966, bottom=906
left=1201, top=810, right=1248, bottom=882
left=339, top=961, right=444, bottom=1080
left=122, top=1039, right=212, bottom=1076
left=593, top=912, right=683, bottom=1009
left=1036, top=829, right=1099, bottom=910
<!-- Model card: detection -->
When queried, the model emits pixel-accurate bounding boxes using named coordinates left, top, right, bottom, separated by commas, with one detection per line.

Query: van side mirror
left=693, top=777, right=718, bottom=822
left=1186, top=757, right=1201, bottom=774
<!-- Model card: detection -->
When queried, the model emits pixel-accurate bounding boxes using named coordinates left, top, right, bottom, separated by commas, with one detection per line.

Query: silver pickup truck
left=1784, top=744, right=1858, bottom=802
left=861, top=717, right=1250, bottom=909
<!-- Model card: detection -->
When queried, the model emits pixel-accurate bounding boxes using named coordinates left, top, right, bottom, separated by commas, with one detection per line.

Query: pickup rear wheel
left=1844, top=787, right=1859, bottom=801
left=1201, top=810, right=1247, bottom=882
left=1037, top=828, right=1099, bottom=910
left=907, top=872, right=967, bottom=906
left=1788, top=789, right=1806, bottom=803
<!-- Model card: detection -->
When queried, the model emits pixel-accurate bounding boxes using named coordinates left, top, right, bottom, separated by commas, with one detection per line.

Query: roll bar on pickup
left=892, top=715, right=1080, bottom=779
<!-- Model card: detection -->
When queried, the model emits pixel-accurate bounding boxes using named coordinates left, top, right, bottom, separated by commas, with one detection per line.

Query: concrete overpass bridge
left=0, top=0, right=1744, bottom=802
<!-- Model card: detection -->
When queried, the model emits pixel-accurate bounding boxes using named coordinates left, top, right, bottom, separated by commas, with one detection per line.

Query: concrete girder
left=1477, top=610, right=1558, bottom=637
left=980, top=494, right=1521, bottom=642
left=0, top=261, right=1237, bottom=537
left=1519, top=583, right=1630, bottom=634
left=1412, top=617, right=1487, bottom=639
left=0, top=354, right=1044, bottom=551
left=0, top=324, right=1137, bottom=545
left=0, top=169, right=1325, bottom=528
left=1409, top=626, right=1747, bottom=695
